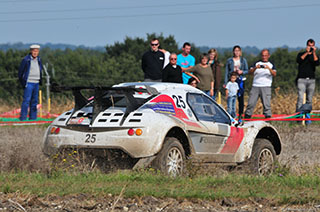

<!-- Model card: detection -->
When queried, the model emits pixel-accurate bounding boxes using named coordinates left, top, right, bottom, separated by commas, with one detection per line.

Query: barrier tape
left=242, top=112, right=320, bottom=122
left=243, top=118, right=320, bottom=122
left=1, top=107, right=320, bottom=126
left=0, top=121, right=52, bottom=126
left=0, top=104, right=60, bottom=119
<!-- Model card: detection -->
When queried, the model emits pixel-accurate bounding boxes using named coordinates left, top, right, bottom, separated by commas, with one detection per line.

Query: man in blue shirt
left=18, top=44, right=43, bottom=121
left=177, top=42, right=195, bottom=84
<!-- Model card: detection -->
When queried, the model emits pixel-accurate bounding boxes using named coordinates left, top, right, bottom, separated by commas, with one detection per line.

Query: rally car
left=43, top=82, right=281, bottom=176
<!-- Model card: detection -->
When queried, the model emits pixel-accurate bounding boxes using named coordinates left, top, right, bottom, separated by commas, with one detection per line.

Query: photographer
left=296, top=39, right=319, bottom=112
left=244, top=49, right=276, bottom=119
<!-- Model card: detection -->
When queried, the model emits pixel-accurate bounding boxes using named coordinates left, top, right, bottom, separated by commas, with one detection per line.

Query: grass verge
left=0, top=170, right=319, bottom=205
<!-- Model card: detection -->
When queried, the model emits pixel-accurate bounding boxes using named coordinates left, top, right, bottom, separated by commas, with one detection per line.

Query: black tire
left=249, top=138, right=276, bottom=175
left=152, top=137, right=185, bottom=177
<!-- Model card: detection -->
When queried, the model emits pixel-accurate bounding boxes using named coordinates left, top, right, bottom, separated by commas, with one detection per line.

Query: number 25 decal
left=85, top=134, right=96, bottom=143
left=172, top=95, right=186, bottom=109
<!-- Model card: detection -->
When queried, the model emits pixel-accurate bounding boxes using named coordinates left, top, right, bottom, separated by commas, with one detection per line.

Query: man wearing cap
left=18, top=44, right=43, bottom=121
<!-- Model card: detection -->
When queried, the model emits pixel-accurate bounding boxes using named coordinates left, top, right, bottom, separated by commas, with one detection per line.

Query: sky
left=0, top=0, right=319, bottom=49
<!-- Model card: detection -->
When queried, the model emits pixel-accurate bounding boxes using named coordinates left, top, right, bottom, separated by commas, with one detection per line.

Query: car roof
left=114, top=82, right=203, bottom=94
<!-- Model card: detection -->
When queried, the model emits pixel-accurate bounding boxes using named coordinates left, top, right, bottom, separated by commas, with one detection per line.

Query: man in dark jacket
left=162, top=53, right=183, bottom=83
left=296, top=38, right=319, bottom=112
left=18, top=44, right=43, bottom=121
left=141, top=38, right=164, bottom=82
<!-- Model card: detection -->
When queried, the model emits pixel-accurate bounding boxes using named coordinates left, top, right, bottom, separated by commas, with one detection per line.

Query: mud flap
left=133, top=156, right=157, bottom=169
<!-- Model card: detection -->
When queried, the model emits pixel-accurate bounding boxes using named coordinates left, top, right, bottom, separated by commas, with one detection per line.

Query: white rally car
left=43, top=82, right=281, bottom=176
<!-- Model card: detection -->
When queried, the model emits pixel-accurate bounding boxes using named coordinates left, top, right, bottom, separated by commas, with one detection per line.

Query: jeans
left=296, top=78, right=315, bottom=111
left=227, top=95, right=237, bottom=118
left=204, top=90, right=214, bottom=100
left=237, top=94, right=244, bottom=117
left=20, top=82, right=39, bottom=120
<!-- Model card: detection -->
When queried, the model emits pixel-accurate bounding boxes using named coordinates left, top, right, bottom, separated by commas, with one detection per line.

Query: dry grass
left=2, top=92, right=319, bottom=115
left=0, top=126, right=50, bottom=173
left=1, top=91, right=320, bottom=174
left=220, top=91, right=320, bottom=115
left=1, top=123, right=320, bottom=175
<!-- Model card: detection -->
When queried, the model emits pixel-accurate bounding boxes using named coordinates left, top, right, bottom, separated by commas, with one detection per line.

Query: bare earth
left=0, top=123, right=320, bottom=211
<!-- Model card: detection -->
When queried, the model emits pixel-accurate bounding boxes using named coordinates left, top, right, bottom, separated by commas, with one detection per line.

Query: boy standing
left=225, top=73, right=239, bottom=118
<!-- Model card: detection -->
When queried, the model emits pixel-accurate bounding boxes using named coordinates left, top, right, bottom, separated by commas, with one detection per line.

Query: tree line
left=0, top=33, right=319, bottom=101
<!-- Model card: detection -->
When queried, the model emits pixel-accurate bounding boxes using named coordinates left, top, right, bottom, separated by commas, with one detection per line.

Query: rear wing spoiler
left=51, top=85, right=159, bottom=125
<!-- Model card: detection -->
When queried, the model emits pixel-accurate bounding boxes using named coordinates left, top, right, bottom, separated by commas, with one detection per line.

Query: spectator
left=208, top=48, right=221, bottom=100
left=244, top=49, right=276, bottom=119
left=225, top=45, right=248, bottom=118
left=141, top=38, right=164, bottom=82
left=184, top=53, right=214, bottom=97
left=177, top=42, right=196, bottom=84
left=162, top=53, right=183, bottom=83
left=18, top=44, right=43, bottom=121
left=296, top=38, right=319, bottom=111
left=188, top=77, right=198, bottom=88
left=225, top=72, right=239, bottom=118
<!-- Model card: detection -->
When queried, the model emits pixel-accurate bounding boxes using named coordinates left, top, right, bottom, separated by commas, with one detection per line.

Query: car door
left=187, top=93, right=241, bottom=162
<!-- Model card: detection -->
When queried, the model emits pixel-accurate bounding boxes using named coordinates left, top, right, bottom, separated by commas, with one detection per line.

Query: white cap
left=30, top=44, right=40, bottom=49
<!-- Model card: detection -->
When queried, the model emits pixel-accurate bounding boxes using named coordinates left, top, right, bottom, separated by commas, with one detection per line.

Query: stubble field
left=1, top=93, right=320, bottom=211
left=0, top=123, right=320, bottom=211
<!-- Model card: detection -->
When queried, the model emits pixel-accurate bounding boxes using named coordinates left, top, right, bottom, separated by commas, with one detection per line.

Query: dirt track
left=1, top=123, right=320, bottom=211
left=1, top=192, right=319, bottom=212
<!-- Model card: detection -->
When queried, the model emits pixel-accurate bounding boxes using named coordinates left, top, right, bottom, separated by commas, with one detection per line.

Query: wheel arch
left=165, top=127, right=191, bottom=157
left=255, top=126, right=281, bottom=155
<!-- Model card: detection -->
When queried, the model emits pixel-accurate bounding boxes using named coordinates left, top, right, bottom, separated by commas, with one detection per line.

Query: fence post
left=39, top=90, right=42, bottom=118
left=217, top=91, right=221, bottom=105
left=43, top=64, right=51, bottom=116
left=302, top=93, right=306, bottom=126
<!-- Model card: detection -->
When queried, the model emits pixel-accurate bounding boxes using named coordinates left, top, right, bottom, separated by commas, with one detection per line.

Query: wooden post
left=48, top=97, right=51, bottom=117
left=217, top=91, right=221, bottom=105
left=302, top=93, right=306, bottom=126
left=39, top=90, right=42, bottom=118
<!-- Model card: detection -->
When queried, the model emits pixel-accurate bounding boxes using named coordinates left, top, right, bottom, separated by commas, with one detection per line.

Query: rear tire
left=152, top=137, right=185, bottom=177
left=249, top=138, right=276, bottom=175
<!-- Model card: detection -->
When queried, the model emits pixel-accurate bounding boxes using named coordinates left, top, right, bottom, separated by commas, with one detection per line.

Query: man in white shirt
left=244, top=49, right=276, bottom=119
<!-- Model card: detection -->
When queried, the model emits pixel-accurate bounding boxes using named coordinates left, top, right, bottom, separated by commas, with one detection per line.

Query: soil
left=1, top=123, right=320, bottom=211
left=1, top=192, right=319, bottom=212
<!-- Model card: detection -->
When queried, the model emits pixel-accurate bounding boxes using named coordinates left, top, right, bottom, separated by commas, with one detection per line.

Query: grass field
left=1, top=92, right=320, bottom=211
left=1, top=171, right=319, bottom=204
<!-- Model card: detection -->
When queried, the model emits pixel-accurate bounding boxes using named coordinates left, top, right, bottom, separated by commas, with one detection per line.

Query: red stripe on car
left=220, top=127, right=244, bottom=154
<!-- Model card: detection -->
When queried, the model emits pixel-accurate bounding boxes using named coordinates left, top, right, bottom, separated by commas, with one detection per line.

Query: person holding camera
left=295, top=39, right=319, bottom=112
left=244, top=49, right=276, bottom=119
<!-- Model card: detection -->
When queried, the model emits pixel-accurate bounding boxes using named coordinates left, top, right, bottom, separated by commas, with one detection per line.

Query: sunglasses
left=151, top=43, right=159, bottom=46
left=170, top=58, right=177, bottom=60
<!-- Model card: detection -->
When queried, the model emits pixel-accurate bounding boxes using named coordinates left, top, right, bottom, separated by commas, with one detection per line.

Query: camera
left=260, top=65, right=265, bottom=68
left=310, top=47, right=314, bottom=52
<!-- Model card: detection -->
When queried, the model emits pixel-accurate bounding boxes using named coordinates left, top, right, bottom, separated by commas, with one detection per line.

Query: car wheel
left=153, top=137, right=185, bottom=177
left=249, top=138, right=276, bottom=176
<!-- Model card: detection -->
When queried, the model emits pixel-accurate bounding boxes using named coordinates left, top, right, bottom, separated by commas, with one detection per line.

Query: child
left=225, top=72, right=239, bottom=118
left=188, top=77, right=198, bottom=88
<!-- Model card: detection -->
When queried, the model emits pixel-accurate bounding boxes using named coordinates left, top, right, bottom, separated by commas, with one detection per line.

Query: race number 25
left=85, top=134, right=96, bottom=143
left=172, top=95, right=186, bottom=109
